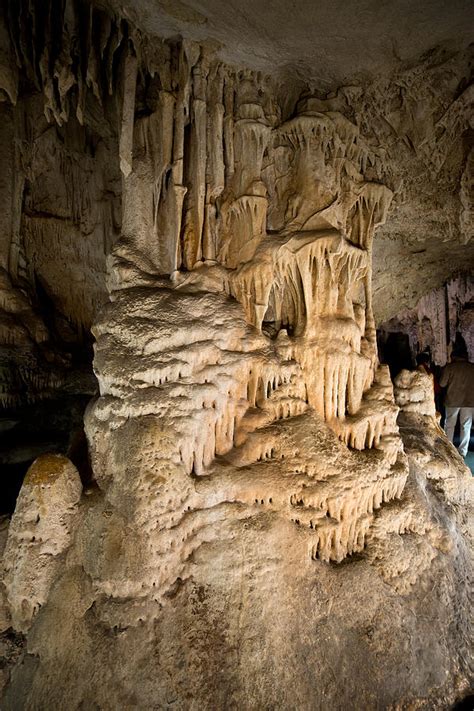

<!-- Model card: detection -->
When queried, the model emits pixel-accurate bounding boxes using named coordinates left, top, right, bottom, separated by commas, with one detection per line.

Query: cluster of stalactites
left=268, top=110, right=393, bottom=249
left=327, top=366, right=400, bottom=451
left=273, top=112, right=366, bottom=180
left=170, top=227, right=382, bottom=433
left=120, top=43, right=280, bottom=278
left=228, top=229, right=379, bottom=422
left=1, top=0, right=130, bottom=125
left=345, top=182, right=393, bottom=250
left=308, top=468, right=407, bottom=562
left=0, top=0, right=395, bottom=284
left=230, top=231, right=368, bottom=334
left=111, top=36, right=395, bottom=281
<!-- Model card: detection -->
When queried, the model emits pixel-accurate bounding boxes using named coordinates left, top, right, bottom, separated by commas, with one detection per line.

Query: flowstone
left=0, top=1, right=473, bottom=708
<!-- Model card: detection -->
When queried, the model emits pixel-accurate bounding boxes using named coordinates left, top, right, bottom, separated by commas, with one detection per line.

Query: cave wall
left=18, top=97, right=121, bottom=335
left=0, top=1, right=128, bottom=513
left=379, top=272, right=474, bottom=367
left=360, top=48, right=474, bottom=323
left=0, top=0, right=124, bottom=409
left=0, top=1, right=472, bottom=709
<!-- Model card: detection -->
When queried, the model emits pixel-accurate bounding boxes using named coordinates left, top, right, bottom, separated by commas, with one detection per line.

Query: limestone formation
left=380, top=273, right=474, bottom=366
left=2, top=455, right=82, bottom=633
left=0, top=1, right=473, bottom=709
left=393, top=369, right=437, bottom=418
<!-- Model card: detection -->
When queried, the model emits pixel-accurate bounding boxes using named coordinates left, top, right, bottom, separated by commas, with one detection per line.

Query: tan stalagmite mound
left=2, top=455, right=82, bottom=634
left=0, top=1, right=473, bottom=708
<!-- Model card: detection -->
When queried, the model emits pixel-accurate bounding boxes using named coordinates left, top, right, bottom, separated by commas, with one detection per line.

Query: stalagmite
left=2, top=455, right=82, bottom=632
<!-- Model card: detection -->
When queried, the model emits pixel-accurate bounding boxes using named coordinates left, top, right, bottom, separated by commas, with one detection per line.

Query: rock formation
left=379, top=273, right=474, bottom=366
left=2, top=455, right=82, bottom=633
left=0, top=0, right=473, bottom=708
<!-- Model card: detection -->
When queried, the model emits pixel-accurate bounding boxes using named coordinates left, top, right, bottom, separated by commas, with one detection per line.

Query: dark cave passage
left=0, top=345, right=97, bottom=514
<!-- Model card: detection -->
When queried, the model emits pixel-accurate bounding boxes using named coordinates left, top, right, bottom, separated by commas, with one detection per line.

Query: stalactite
left=119, top=44, right=137, bottom=178
left=181, top=56, right=208, bottom=268
left=202, top=63, right=225, bottom=261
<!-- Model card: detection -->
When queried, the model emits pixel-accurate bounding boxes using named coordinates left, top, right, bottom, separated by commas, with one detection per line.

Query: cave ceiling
left=112, top=0, right=473, bottom=90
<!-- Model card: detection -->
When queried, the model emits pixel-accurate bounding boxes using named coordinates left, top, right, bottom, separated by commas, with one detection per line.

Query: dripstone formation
left=0, top=1, right=473, bottom=708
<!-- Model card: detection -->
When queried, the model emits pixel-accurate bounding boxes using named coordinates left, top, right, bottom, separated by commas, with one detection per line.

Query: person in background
left=440, top=338, right=474, bottom=459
